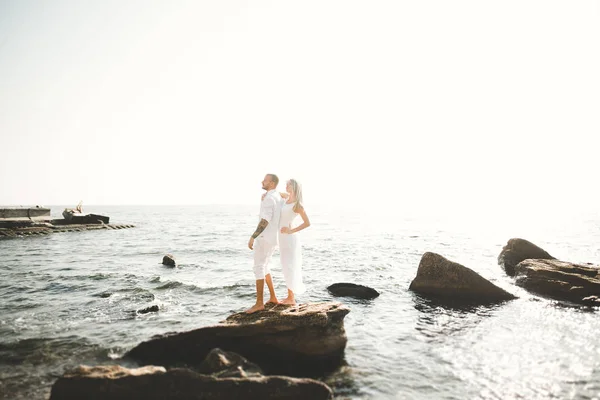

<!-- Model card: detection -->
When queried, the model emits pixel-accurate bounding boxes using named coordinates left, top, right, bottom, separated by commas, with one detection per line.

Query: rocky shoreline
left=48, top=237, right=600, bottom=399
left=51, top=302, right=349, bottom=400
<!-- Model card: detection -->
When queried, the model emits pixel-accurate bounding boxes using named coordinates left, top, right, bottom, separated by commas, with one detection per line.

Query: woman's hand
left=261, top=193, right=266, bottom=201
left=280, top=227, right=292, bottom=234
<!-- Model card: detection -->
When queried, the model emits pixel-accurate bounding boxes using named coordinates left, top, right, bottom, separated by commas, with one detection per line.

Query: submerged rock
left=515, top=259, right=600, bottom=305
left=327, top=283, right=380, bottom=299
left=498, top=238, right=555, bottom=276
left=137, top=305, right=159, bottom=314
left=162, top=254, right=176, bottom=267
left=409, top=252, right=516, bottom=303
left=49, top=364, right=333, bottom=400
left=125, top=302, right=350, bottom=377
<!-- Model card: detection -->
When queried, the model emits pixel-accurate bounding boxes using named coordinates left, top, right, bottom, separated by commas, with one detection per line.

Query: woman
left=278, top=179, right=311, bottom=305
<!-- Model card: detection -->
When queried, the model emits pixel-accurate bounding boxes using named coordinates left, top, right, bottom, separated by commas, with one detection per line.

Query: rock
left=49, top=364, right=333, bottom=400
left=126, top=302, right=350, bottom=377
left=409, top=252, right=517, bottom=303
left=162, top=254, right=176, bottom=267
left=137, top=305, right=159, bottom=314
left=198, top=348, right=263, bottom=378
left=498, top=238, right=555, bottom=276
left=514, top=259, right=600, bottom=304
left=327, top=283, right=380, bottom=299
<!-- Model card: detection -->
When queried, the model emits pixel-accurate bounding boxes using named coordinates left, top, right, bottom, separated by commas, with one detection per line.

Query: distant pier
left=0, top=206, right=134, bottom=239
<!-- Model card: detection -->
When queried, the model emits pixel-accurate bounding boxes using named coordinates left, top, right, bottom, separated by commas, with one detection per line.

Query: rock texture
left=49, top=364, right=333, bottom=400
left=197, top=348, right=263, bottom=378
left=327, top=283, right=380, bottom=299
left=515, top=259, right=600, bottom=304
left=126, top=302, right=350, bottom=376
left=498, top=238, right=555, bottom=276
left=409, top=252, right=516, bottom=303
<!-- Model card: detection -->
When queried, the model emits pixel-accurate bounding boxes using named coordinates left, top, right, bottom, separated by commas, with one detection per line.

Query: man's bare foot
left=245, top=303, right=265, bottom=314
left=280, top=297, right=296, bottom=305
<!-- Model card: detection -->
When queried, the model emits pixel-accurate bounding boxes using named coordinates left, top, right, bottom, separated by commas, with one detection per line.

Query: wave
left=93, top=287, right=155, bottom=302
left=155, top=281, right=184, bottom=290
left=0, top=336, right=100, bottom=366
left=153, top=279, right=250, bottom=294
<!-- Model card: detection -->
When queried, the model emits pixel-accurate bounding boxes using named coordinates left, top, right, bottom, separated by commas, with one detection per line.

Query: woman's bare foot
left=245, top=303, right=265, bottom=314
left=280, top=297, right=296, bottom=305
left=265, top=297, right=279, bottom=305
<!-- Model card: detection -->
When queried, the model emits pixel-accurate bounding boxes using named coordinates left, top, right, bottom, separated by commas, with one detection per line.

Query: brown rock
left=49, top=365, right=333, bottom=400
left=409, top=252, right=516, bottom=303
left=515, top=259, right=600, bottom=304
left=327, top=283, right=380, bottom=299
left=498, top=238, right=555, bottom=276
left=125, top=302, right=350, bottom=376
left=162, top=254, right=176, bottom=267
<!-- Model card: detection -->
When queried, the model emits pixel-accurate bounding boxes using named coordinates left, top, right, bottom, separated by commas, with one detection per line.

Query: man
left=246, top=173, right=282, bottom=314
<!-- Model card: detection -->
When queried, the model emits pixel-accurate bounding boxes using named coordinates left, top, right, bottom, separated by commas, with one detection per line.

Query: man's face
left=262, top=175, right=273, bottom=191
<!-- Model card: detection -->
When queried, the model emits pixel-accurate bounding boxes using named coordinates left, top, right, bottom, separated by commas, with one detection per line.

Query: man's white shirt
left=258, top=189, right=282, bottom=245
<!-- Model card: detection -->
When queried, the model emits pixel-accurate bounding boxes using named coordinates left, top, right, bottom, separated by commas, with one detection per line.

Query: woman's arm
left=266, top=192, right=288, bottom=201
left=289, top=206, right=310, bottom=234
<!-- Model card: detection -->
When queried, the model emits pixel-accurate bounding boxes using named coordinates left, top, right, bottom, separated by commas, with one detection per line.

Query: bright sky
left=1, top=1, right=598, bottom=214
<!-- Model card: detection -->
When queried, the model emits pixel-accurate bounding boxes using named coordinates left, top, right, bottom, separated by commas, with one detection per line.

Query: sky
left=1, top=1, right=599, bottom=215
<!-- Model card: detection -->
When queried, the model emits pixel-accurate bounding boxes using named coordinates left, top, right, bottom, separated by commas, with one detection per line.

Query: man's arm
left=249, top=197, right=274, bottom=250
left=252, top=219, right=269, bottom=239
left=248, top=219, right=268, bottom=250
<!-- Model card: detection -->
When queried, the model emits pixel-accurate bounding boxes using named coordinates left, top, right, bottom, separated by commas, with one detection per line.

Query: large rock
left=126, top=302, right=350, bottom=376
left=327, top=283, right=380, bottom=299
left=409, top=252, right=516, bottom=303
left=49, top=365, right=333, bottom=400
left=515, top=259, right=600, bottom=304
left=498, top=238, right=555, bottom=276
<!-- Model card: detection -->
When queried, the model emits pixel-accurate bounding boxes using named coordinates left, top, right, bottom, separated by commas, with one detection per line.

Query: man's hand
left=248, top=237, right=254, bottom=250
left=261, top=193, right=266, bottom=201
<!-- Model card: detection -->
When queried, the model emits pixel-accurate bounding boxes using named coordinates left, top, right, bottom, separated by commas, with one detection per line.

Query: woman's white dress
left=278, top=202, right=306, bottom=294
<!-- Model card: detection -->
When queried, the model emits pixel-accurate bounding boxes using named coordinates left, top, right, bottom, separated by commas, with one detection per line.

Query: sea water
left=1, top=205, right=599, bottom=399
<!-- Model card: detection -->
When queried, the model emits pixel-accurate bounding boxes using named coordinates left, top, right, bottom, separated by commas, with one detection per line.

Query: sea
left=1, top=205, right=600, bottom=400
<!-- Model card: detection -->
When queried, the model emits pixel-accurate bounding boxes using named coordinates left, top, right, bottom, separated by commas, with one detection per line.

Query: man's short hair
left=267, top=174, right=279, bottom=187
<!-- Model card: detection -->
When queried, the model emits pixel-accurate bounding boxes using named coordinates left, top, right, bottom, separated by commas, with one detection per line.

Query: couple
left=246, top=174, right=311, bottom=314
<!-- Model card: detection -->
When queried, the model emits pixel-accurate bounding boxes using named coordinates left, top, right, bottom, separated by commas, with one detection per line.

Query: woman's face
left=286, top=181, right=292, bottom=194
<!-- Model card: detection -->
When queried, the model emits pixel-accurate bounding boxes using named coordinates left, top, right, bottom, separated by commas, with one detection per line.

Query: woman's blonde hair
left=289, top=179, right=303, bottom=212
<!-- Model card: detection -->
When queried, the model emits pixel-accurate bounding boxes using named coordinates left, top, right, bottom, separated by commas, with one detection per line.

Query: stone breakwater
left=0, top=223, right=135, bottom=238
